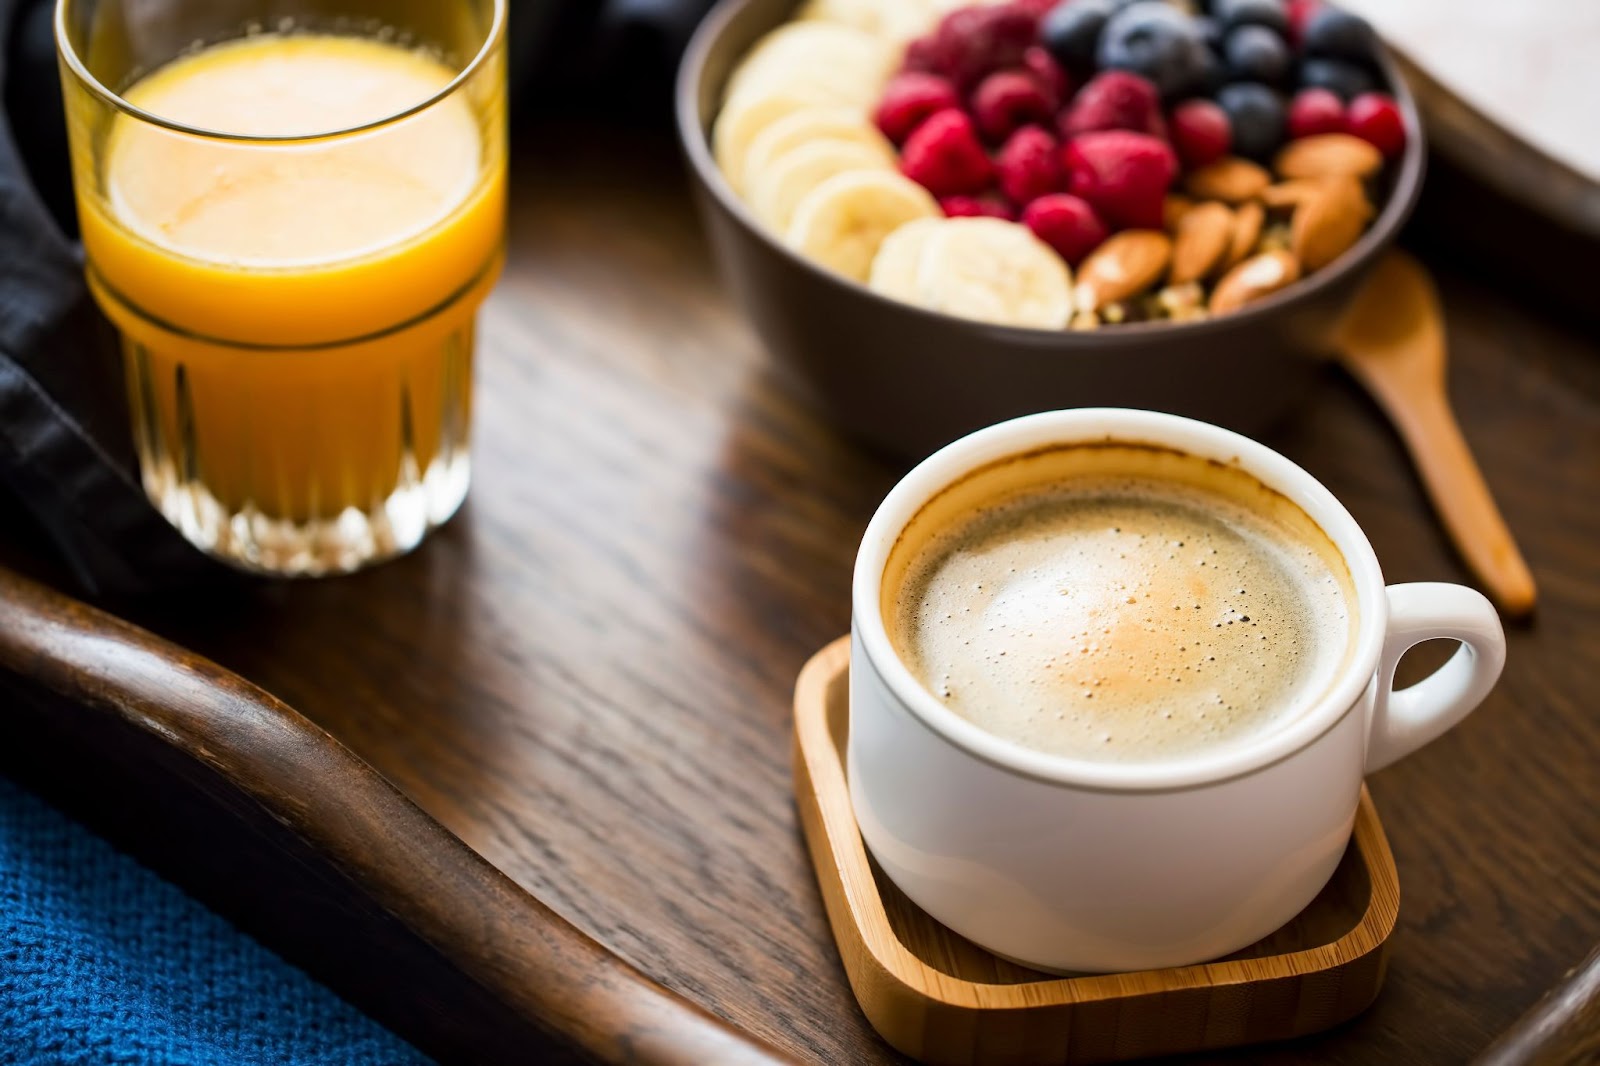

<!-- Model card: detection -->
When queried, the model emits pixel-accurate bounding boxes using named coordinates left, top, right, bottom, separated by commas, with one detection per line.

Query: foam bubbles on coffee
left=888, top=462, right=1356, bottom=764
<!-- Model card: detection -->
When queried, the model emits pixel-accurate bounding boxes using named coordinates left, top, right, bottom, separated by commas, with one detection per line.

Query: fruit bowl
left=675, top=0, right=1425, bottom=459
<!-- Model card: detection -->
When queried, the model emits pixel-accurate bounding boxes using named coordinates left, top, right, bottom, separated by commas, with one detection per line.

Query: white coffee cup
left=849, top=408, right=1505, bottom=974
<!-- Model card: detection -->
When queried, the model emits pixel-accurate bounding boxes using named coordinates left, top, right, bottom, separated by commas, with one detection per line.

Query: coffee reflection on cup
left=849, top=409, right=1505, bottom=974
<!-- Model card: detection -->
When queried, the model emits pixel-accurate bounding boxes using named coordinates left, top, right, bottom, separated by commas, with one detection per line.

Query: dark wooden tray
left=0, top=566, right=793, bottom=1066
left=793, top=638, right=1399, bottom=1065
left=1391, top=47, right=1599, bottom=242
left=1, top=115, right=1597, bottom=1062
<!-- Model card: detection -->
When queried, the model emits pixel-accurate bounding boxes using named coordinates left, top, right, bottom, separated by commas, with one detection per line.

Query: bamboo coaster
left=793, top=637, right=1400, bottom=1065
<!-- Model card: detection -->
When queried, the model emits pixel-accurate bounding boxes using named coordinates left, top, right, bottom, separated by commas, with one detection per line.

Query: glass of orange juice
left=55, top=0, right=506, bottom=576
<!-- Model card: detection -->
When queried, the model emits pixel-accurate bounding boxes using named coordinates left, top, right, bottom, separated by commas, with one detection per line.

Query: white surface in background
left=1341, top=0, right=1600, bottom=179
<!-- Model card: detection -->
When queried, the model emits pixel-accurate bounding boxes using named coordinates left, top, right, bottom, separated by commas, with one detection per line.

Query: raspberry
left=1062, top=130, right=1177, bottom=230
left=900, top=108, right=996, bottom=197
left=1009, top=0, right=1061, bottom=16
left=902, top=33, right=941, bottom=74
left=1060, top=70, right=1166, bottom=140
left=996, top=125, right=1064, bottom=205
left=1023, top=45, right=1072, bottom=102
left=971, top=70, right=1056, bottom=142
left=940, top=193, right=1019, bottom=221
left=875, top=72, right=962, bottom=144
left=1022, top=194, right=1109, bottom=266
left=926, top=4, right=1040, bottom=90
left=1346, top=92, right=1406, bottom=157
left=1169, top=99, right=1231, bottom=167
left=1287, top=88, right=1345, bottom=139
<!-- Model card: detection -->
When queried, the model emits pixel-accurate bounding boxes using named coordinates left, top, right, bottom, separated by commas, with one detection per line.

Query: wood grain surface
left=6, top=124, right=1600, bottom=1064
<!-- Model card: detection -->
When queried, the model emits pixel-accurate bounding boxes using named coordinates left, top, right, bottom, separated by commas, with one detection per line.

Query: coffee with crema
left=883, top=443, right=1359, bottom=764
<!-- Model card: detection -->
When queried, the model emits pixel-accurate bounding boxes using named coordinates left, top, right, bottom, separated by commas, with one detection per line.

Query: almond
left=1291, top=175, right=1373, bottom=270
left=1182, top=157, right=1270, bottom=204
left=1163, top=194, right=1195, bottom=233
left=1274, top=133, right=1383, bottom=181
left=1169, top=201, right=1233, bottom=285
left=1210, top=250, right=1301, bottom=315
left=1220, top=200, right=1265, bottom=272
left=1260, top=179, right=1328, bottom=210
left=1074, top=230, right=1171, bottom=311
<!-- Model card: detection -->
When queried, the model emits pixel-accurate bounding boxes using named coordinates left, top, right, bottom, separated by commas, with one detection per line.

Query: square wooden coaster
left=793, top=637, right=1400, bottom=1065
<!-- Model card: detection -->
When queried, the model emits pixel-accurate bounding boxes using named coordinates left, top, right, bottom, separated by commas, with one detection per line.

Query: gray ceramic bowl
left=676, top=0, right=1425, bottom=459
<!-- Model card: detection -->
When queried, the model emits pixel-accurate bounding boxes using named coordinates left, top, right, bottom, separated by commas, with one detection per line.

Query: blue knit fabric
left=0, top=773, right=433, bottom=1065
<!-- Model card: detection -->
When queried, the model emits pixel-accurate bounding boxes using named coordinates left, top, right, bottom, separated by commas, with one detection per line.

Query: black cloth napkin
left=0, top=0, right=713, bottom=598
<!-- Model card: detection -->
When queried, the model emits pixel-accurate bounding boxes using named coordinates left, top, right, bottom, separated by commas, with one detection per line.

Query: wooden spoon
left=1333, top=250, right=1537, bottom=618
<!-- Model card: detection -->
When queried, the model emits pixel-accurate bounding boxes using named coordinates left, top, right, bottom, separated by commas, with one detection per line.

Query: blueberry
left=1216, top=81, right=1285, bottom=161
left=1041, top=0, right=1115, bottom=78
left=1298, top=56, right=1376, bottom=100
left=1212, top=0, right=1288, bottom=35
left=1193, top=15, right=1224, bottom=50
left=1302, top=8, right=1377, bottom=63
left=1095, top=1, right=1213, bottom=99
left=1224, top=25, right=1290, bottom=85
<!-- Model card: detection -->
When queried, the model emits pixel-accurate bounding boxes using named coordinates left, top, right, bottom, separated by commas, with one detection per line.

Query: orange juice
left=71, top=29, right=505, bottom=573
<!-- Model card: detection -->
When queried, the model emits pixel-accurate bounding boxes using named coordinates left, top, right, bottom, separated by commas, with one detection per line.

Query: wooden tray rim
left=0, top=566, right=795, bottom=1066
left=794, top=636, right=1402, bottom=1012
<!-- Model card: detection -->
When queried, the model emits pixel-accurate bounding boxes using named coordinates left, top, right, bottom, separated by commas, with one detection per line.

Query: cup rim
left=852, top=408, right=1389, bottom=792
left=54, top=0, right=507, bottom=144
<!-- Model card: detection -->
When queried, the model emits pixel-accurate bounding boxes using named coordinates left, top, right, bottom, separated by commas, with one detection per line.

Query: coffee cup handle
left=1364, top=583, right=1507, bottom=774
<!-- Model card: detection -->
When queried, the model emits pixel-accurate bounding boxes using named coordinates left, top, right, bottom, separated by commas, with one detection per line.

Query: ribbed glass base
left=121, top=306, right=478, bottom=577
left=138, top=449, right=469, bottom=577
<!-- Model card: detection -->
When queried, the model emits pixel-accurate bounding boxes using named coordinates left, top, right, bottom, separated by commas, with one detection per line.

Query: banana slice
left=785, top=170, right=939, bottom=283
left=735, top=20, right=883, bottom=73
left=798, top=0, right=935, bottom=42
left=726, top=58, right=882, bottom=112
left=724, top=23, right=891, bottom=106
left=914, top=218, right=1075, bottom=328
left=868, top=217, right=946, bottom=303
left=878, top=1, right=945, bottom=44
left=742, top=108, right=892, bottom=192
left=882, top=0, right=963, bottom=42
left=796, top=0, right=890, bottom=35
left=750, top=141, right=893, bottom=234
left=714, top=90, right=850, bottom=195
left=926, top=0, right=1009, bottom=13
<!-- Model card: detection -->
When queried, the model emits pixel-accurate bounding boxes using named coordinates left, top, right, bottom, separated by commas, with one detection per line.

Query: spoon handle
left=1345, top=359, right=1538, bottom=618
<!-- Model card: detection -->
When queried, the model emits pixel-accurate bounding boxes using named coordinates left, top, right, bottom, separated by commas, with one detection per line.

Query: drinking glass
left=56, top=0, right=507, bottom=575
